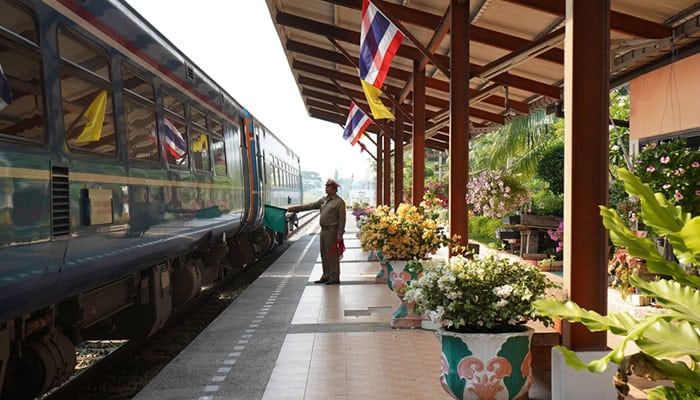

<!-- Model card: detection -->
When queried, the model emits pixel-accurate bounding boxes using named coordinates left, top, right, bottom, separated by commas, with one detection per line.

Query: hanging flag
left=74, top=90, right=107, bottom=144
left=0, top=64, right=13, bottom=111
left=359, top=0, right=404, bottom=88
left=358, top=0, right=404, bottom=120
left=343, top=102, right=371, bottom=146
left=360, top=79, right=395, bottom=120
left=192, top=133, right=208, bottom=153
left=164, top=118, right=187, bottom=159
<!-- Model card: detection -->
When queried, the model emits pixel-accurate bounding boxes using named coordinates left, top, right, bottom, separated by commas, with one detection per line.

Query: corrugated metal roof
left=266, top=0, right=700, bottom=150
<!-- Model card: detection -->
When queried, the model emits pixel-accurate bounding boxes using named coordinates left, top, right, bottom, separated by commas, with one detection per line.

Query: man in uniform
left=288, top=179, right=346, bottom=284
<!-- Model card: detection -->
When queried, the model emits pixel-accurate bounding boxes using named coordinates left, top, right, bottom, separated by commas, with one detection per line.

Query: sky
left=125, top=0, right=374, bottom=181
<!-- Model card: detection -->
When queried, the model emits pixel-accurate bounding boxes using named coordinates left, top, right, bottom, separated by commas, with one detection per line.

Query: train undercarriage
left=0, top=226, right=283, bottom=400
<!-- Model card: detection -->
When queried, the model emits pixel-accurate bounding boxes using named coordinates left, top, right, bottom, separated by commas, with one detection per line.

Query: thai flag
left=164, top=118, right=187, bottom=159
left=0, top=64, right=13, bottom=111
left=343, top=102, right=371, bottom=146
left=359, top=0, right=405, bottom=89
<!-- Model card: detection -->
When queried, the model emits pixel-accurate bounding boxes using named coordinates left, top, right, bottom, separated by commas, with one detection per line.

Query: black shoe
left=325, top=280, right=341, bottom=285
left=314, top=279, right=328, bottom=284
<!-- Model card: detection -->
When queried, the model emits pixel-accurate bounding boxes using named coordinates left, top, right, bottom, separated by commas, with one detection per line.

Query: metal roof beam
left=319, top=0, right=564, bottom=64
left=288, top=43, right=537, bottom=111
left=278, top=14, right=561, bottom=99
left=503, top=0, right=672, bottom=38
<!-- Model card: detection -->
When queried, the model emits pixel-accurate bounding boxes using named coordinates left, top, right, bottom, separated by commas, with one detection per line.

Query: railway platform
left=133, top=210, right=556, bottom=400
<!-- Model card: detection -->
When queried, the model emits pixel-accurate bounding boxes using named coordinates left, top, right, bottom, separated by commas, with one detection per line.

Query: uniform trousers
left=319, top=227, right=340, bottom=282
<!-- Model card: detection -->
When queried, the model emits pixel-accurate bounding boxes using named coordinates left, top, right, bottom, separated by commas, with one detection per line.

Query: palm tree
left=477, top=108, right=561, bottom=179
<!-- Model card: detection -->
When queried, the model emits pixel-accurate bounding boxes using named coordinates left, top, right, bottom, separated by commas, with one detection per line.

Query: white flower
left=493, top=284, right=513, bottom=298
left=495, top=299, right=509, bottom=307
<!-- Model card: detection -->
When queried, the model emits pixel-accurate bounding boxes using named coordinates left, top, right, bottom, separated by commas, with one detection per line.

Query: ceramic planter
left=385, top=259, right=425, bottom=328
left=438, top=327, right=534, bottom=400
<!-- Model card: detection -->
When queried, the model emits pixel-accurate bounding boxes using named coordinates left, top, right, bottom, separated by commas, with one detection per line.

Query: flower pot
left=438, top=327, right=534, bottom=400
left=385, top=259, right=425, bottom=328
left=375, top=259, right=388, bottom=284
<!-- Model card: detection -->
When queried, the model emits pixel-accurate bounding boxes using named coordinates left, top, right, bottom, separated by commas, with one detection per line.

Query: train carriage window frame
left=58, top=27, right=116, bottom=155
left=211, top=118, right=227, bottom=176
left=122, top=63, right=158, bottom=162
left=0, top=0, right=46, bottom=144
left=162, top=89, right=189, bottom=169
left=190, top=105, right=210, bottom=173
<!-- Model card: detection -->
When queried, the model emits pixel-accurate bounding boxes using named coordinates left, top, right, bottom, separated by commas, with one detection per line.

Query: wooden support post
left=449, top=0, right=470, bottom=250
left=394, top=111, right=404, bottom=208
left=412, top=60, right=426, bottom=206
left=563, top=0, right=610, bottom=351
left=376, top=131, right=383, bottom=206
left=383, top=121, right=392, bottom=206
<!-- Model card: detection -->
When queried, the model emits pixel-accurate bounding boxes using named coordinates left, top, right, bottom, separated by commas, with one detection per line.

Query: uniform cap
left=325, top=179, right=340, bottom=188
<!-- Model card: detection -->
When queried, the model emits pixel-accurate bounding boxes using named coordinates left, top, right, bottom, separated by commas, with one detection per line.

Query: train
left=0, top=0, right=303, bottom=398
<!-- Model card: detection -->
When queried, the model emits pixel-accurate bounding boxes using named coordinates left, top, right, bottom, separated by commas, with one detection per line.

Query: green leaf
left=635, top=320, right=700, bottom=361
left=599, top=206, right=687, bottom=280
left=617, top=168, right=687, bottom=234
left=674, top=216, right=700, bottom=266
left=641, top=356, right=700, bottom=391
left=632, top=278, right=700, bottom=325
left=533, top=299, right=637, bottom=334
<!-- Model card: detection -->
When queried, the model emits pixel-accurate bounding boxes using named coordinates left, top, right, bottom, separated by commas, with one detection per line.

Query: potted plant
left=405, top=253, right=556, bottom=399
left=534, top=168, right=700, bottom=399
left=359, top=203, right=455, bottom=328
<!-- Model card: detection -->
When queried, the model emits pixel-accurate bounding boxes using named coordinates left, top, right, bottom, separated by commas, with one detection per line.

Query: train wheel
left=1, top=331, right=76, bottom=400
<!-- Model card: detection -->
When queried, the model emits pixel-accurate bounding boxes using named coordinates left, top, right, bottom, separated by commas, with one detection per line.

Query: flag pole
left=328, top=78, right=394, bottom=140
left=326, top=36, right=412, bottom=121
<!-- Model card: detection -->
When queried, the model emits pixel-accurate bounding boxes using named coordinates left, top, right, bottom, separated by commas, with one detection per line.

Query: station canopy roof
left=265, top=0, right=700, bottom=151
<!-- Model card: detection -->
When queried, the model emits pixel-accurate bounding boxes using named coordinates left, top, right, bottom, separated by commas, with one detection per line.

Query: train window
left=191, top=106, right=209, bottom=172
left=211, top=119, right=226, bottom=176
left=59, top=29, right=115, bottom=154
left=58, top=29, right=109, bottom=81
left=161, top=90, right=188, bottom=168
left=122, top=65, right=154, bottom=102
left=0, top=0, right=38, bottom=44
left=163, top=91, right=185, bottom=117
left=123, top=65, right=157, bottom=161
left=0, top=40, right=45, bottom=142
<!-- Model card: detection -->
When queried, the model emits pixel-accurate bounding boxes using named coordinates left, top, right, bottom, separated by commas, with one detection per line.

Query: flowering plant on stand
left=358, top=203, right=454, bottom=260
left=633, top=137, right=699, bottom=215
left=405, top=253, right=555, bottom=333
left=351, top=201, right=375, bottom=226
left=466, top=170, right=530, bottom=218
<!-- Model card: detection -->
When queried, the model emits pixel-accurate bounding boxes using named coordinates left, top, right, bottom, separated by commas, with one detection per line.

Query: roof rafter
left=502, top=0, right=673, bottom=38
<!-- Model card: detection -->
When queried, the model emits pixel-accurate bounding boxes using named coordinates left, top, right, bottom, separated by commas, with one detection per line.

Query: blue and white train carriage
left=0, top=0, right=301, bottom=398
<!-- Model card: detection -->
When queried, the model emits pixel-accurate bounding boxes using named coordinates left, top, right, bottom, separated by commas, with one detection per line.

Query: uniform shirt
left=295, top=194, right=346, bottom=238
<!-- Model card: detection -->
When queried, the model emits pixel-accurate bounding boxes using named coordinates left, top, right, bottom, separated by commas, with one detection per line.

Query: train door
left=241, top=109, right=263, bottom=231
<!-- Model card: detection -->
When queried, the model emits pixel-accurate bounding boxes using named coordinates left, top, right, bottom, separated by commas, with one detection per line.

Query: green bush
left=537, top=143, right=565, bottom=194
left=468, top=215, right=502, bottom=244
left=530, top=189, right=564, bottom=216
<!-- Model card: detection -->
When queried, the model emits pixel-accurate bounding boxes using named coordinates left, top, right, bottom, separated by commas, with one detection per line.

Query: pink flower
left=696, top=190, right=700, bottom=197
left=647, top=166, right=655, bottom=172
left=662, top=184, right=671, bottom=190
left=692, top=162, right=699, bottom=168
left=660, top=156, right=670, bottom=164
left=674, top=191, right=684, bottom=200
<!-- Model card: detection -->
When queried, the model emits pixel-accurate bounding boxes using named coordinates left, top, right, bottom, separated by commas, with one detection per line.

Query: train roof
left=55, top=0, right=250, bottom=124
